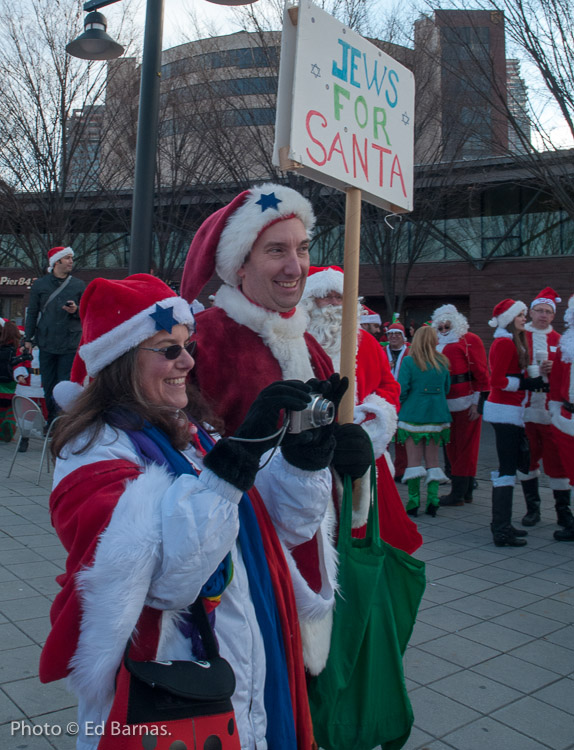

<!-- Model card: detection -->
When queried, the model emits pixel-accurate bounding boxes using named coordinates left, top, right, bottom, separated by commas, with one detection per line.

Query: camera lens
left=309, top=396, right=335, bottom=428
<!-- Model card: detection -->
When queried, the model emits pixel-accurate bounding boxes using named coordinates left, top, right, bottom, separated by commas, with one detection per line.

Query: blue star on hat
left=149, top=304, right=178, bottom=332
left=255, top=192, right=282, bottom=212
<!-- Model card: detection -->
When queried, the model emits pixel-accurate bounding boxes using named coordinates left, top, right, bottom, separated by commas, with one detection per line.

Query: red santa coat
left=351, top=330, right=422, bottom=553
left=522, top=324, right=568, bottom=483
left=384, top=342, right=410, bottom=379
left=524, top=324, right=561, bottom=424
left=483, top=331, right=527, bottom=426
left=549, top=327, right=574, bottom=484
left=40, top=429, right=322, bottom=749
left=438, top=332, right=489, bottom=476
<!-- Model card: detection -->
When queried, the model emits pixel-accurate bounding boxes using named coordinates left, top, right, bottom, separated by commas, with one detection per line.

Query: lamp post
left=67, top=0, right=259, bottom=275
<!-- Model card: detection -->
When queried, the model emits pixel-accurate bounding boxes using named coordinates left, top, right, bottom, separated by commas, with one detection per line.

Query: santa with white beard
left=301, top=266, right=422, bottom=553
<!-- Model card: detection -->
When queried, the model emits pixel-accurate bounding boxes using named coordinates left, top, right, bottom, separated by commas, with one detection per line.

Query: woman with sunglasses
left=484, top=299, right=549, bottom=547
left=39, top=274, right=340, bottom=750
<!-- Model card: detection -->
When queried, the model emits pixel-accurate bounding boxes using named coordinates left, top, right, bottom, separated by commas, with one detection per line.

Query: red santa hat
left=360, top=305, right=382, bottom=325
left=54, top=274, right=195, bottom=409
left=488, top=298, right=527, bottom=329
left=181, top=183, right=315, bottom=302
left=530, top=286, right=561, bottom=311
left=47, top=246, right=73, bottom=273
left=302, top=265, right=344, bottom=299
left=387, top=320, right=405, bottom=334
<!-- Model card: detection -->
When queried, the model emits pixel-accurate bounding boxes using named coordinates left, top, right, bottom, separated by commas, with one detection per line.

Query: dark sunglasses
left=437, top=324, right=451, bottom=332
left=139, top=340, right=197, bottom=360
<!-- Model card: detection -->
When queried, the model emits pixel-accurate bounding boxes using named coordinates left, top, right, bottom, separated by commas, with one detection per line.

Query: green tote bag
left=308, top=464, right=426, bottom=750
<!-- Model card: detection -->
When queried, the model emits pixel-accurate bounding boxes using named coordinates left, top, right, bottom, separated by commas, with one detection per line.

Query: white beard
left=306, top=304, right=344, bottom=370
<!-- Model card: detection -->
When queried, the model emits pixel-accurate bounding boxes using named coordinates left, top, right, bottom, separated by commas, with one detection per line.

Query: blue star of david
left=311, top=63, right=321, bottom=78
left=149, top=304, right=178, bottom=332
left=402, top=112, right=410, bottom=125
left=255, top=192, right=282, bottom=212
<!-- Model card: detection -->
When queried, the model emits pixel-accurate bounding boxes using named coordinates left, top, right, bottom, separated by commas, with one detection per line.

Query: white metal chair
left=7, top=396, right=60, bottom=485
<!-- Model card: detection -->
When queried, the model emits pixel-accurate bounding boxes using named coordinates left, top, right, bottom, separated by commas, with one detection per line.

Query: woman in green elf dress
left=397, top=325, right=451, bottom=517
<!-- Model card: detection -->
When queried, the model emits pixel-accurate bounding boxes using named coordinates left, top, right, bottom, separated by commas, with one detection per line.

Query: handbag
left=308, top=460, right=426, bottom=750
left=97, top=599, right=240, bottom=750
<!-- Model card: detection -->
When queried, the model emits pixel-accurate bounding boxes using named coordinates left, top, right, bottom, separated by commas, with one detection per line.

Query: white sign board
left=273, top=1, right=415, bottom=212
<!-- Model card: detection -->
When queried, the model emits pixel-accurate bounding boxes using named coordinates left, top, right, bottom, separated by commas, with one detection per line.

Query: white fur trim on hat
left=47, top=246, right=73, bottom=272
left=216, top=183, right=315, bottom=287
left=302, top=267, right=344, bottom=300
left=488, top=300, right=527, bottom=329
left=80, top=296, right=194, bottom=377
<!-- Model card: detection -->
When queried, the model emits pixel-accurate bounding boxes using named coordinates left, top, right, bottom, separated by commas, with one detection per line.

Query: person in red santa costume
left=40, top=274, right=339, bottom=750
left=518, top=287, right=573, bottom=531
left=430, top=304, right=490, bottom=507
left=382, top=320, right=410, bottom=480
left=548, top=294, right=574, bottom=541
left=359, top=304, right=382, bottom=338
left=483, top=298, right=549, bottom=547
left=300, top=265, right=422, bottom=553
left=180, top=183, right=375, bottom=679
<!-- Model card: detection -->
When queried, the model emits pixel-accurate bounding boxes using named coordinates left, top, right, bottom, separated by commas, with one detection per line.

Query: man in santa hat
left=359, top=304, right=382, bottom=337
left=384, top=319, right=410, bottom=480
left=300, top=266, right=422, bottom=552
left=520, top=287, right=573, bottom=530
left=431, top=304, right=490, bottom=507
left=180, top=184, right=376, bottom=678
left=24, top=246, right=84, bottom=426
left=548, top=294, right=574, bottom=541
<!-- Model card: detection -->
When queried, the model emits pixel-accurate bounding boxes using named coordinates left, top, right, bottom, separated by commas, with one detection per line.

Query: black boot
left=464, top=477, right=477, bottom=503
left=439, top=476, right=468, bottom=507
left=492, top=484, right=527, bottom=547
left=553, top=489, right=574, bottom=528
left=521, top=477, right=541, bottom=526
left=554, top=524, right=574, bottom=541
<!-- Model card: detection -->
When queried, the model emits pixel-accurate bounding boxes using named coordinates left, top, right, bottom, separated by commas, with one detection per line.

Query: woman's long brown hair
left=507, top=320, right=530, bottom=370
left=51, top=348, right=223, bottom=458
left=409, top=326, right=450, bottom=372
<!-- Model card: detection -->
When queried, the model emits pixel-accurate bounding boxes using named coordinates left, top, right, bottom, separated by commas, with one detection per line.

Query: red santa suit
left=301, top=267, right=421, bottom=555
left=549, top=317, right=574, bottom=485
left=384, top=334, right=410, bottom=479
left=523, top=322, right=568, bottom=486
left=437, top=331, right=489, bottom=476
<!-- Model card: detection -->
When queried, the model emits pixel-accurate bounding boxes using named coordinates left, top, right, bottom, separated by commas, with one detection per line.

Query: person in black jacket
left=24, top=246, right=85, bottom=425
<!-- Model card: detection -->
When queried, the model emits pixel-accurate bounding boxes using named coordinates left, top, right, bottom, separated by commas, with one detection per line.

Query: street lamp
left=67, top=0, right=259, bottom=275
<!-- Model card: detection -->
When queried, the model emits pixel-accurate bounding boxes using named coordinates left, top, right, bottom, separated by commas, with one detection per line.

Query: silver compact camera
left=288, top=394, right=335, bottom=434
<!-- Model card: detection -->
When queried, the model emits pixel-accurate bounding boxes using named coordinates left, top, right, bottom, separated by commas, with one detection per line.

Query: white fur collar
left=493, top=327, right=513, bottom=339
left=525, top=322, right=553, bottom=335
left=436, top=329, right=460, bottom=351
left=214, top=285, right=315, bottom=380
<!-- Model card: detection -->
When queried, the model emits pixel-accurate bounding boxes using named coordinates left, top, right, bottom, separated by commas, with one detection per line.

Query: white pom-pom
left=488, top=317, right=498, bottom=328
left=53, top=381, right=84, bottom=412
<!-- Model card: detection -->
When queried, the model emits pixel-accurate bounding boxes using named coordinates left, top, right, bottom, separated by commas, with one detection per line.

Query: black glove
left=203, top=380, right=312, bottom=491
left=519, top=375, right=549, bottom=393
left=477, top=391, right=489, bottom=415
left=331, top=422, right=373, bottom=481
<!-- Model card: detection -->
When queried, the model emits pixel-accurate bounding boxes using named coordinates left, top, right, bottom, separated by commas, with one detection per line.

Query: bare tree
left=0, top=0, right=138, bottom=274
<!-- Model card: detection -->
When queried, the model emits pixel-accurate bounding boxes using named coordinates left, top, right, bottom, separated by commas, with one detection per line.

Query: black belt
left=563, top=400, right=574, bottom=414
left=451, top=372, right=472, bottom=384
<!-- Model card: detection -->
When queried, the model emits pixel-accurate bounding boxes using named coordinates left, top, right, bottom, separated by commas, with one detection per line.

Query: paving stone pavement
left=0, top=422, right=572, bottom=749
